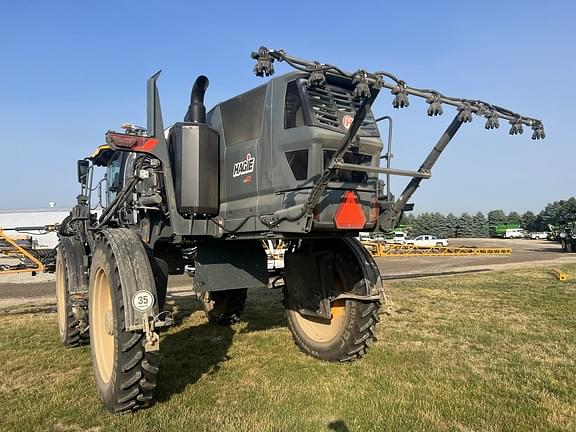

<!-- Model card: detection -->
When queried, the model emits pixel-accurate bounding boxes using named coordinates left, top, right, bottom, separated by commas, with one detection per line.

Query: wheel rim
left=292, top=299, right=347, bottom=343
left=55, top=256, right=66, bottom=334
left=92, top=267, right=114, bottom=384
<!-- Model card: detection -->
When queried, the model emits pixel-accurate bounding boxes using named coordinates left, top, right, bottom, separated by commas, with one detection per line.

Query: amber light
left=333, top=191, right=366, bottom=229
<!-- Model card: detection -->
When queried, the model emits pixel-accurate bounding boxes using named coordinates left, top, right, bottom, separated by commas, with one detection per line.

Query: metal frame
left=0, top=228, right=45, bottom=275
left=362, top=241, right=512, bottom=257
left=252, top=46, right=544, bottom=138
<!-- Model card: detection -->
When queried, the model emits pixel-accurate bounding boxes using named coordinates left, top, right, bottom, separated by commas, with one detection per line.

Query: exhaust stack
left=184, top=75, right=209, bottom=123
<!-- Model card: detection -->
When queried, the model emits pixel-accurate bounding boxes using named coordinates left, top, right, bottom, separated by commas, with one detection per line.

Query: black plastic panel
left=170, top=123, right=219, bottom=215
left=220, top=85, right=266, bottom=145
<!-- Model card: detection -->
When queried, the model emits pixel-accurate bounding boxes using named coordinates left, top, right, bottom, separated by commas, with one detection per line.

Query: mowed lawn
left=0, top=266, right=575, bottom=432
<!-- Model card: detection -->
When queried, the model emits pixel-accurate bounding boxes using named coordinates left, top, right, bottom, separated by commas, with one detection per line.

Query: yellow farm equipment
left=0, top=228, right=45, bottom=275
left=552, top=268, right=568, bottom=281
left=0, top=225, right=58, bottom=275
left=361, top=241, right=512, bottom=257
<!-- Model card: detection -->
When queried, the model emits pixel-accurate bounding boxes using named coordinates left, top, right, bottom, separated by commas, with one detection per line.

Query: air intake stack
left=184, top=75, right=209, bottom=123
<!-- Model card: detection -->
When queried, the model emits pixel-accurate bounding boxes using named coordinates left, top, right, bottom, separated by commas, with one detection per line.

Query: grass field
left=1, top=265, right=575, bottom=432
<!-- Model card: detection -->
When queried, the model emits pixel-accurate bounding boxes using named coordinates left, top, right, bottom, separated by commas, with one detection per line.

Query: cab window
left=106, top=153, right=123, bottom=205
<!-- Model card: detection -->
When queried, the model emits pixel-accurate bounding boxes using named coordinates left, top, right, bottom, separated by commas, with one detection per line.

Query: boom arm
left=251, top=46, right=545, bottom=139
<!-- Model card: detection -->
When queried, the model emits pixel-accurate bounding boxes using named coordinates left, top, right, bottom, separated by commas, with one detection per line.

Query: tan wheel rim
left=55, top=256, right=66, bottom=335
left=92, top=268, right=114, bottom=384
left=292, top=299, right=347, bottom=343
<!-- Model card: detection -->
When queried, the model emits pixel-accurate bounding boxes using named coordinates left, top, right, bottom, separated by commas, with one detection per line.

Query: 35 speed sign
left=132, top=290, right=155, bottom=312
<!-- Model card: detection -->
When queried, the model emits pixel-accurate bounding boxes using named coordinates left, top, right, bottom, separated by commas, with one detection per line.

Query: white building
left=0, top=208, right=70, bottom=249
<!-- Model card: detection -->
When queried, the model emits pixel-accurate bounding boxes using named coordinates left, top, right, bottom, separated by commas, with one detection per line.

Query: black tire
left=202, top=289, right=248, bottom=325
left=56, top=239, right=88, bottom=347
left=285, top=248, right=380, bottom=362
left=88, top=232, right=159, bottom=413
left=31, top=248, right=57, bottom=259
left=567, top=241, right=574, bottom=253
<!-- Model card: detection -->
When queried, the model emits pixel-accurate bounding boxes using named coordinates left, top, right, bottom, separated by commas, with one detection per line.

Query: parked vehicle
left=504, top=228, right=526, bottom=238
left=528, top=232, right=548, bottom=240
left=405, top=235, right=448, bottom=247
left=386, top=231, right=407, bottom=244
left=491, top=223, right=521, bottom=238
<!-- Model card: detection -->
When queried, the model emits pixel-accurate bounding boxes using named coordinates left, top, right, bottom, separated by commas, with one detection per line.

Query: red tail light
left=106, top=132, right=159, bottom=153
left=334, top=191, right=366, bottom=229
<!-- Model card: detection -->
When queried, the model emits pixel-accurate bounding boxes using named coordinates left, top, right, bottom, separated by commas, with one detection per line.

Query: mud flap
left=340, top=237, right=384, bottom=299
left=99, top=229, right=170, bottom=332
left=194, top=240, right=268, bottom=292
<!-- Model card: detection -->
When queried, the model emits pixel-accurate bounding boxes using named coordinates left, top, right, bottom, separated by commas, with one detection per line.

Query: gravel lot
left=1, top=238, right=574, bottom=312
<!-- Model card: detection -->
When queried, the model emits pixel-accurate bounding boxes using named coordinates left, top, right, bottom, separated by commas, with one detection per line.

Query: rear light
left=334, top=191, right=366, bottom=229
left=106, top=132, right=159, bottom=152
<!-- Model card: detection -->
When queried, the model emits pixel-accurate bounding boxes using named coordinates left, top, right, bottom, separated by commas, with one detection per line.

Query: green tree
left=521, top=211, right=536, bottom=231
left=472, top=212, right=489, bottom=237
left=507, top=211, right=522, bottom=225
left=487, top=209, right=507, bottom=236
left=445, top=213, right=458, bottom=238
left=488, top=209, right=506, bottom=226
left=541, top=197, right=576, bottom=226
left=457, top=213, right=474, bottom=238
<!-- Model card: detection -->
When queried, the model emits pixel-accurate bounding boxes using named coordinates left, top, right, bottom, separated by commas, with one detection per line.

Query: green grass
left=1, top=266, right=575, bottom=432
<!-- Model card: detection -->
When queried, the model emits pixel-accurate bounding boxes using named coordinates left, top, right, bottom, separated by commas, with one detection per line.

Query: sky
left=1, top=0, right=574, bottom=215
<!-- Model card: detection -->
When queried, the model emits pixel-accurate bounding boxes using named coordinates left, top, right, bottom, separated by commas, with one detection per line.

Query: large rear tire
left=202, top=289, right=248, bottom=325
left=285, top=246, right=380, bottom=362
left=55, top=238, right=88, bottom=347
left=89, top=233, right=159, bottom=413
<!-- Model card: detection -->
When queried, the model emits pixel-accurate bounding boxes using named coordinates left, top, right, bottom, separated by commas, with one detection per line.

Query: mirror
left=77, top=159, right=90, bottom=184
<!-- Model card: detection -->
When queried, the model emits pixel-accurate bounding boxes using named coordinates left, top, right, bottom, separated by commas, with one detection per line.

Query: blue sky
left=1, top=0, right=574, bottom=214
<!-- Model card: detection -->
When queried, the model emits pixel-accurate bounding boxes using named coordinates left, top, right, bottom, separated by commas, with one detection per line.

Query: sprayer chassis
left=56, top=47, right=543, bottom=413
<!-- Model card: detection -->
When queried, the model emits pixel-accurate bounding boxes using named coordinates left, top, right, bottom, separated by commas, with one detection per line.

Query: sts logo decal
left=342, top=115, right=354, bottom=130
left=233, top=153, right=256, bottom=178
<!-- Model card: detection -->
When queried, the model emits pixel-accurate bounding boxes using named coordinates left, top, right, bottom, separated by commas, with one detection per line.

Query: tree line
left=399, top=197, right=576, bottom=238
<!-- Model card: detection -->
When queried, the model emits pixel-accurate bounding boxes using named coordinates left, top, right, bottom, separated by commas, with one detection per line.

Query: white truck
left=504, top=228, right=526, bottom=238
left=405, top=235, right=449, bottom=247
left=386, top=231, right=408, bottom=244
left=528, top=232, right=548, bottom=240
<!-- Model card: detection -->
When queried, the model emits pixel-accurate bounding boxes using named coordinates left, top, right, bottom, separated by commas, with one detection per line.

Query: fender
left=100, top=228, right=169, bottom=331
left=284, top=237, right=383, bottom=320
left=340, top=237, right=383, bottom=299
left=58, top=237, right=88, bottom=294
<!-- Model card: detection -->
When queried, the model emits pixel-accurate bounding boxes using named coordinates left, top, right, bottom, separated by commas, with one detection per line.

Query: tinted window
left=284, top=81, right=305, bottom=129
left=106, top=153, right=123, bottom=205
left=285, top=149, right=308, bottom=180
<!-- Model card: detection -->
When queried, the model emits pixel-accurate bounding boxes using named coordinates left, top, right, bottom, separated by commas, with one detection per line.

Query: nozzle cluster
left=250, top=46, right=545, bottom=140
